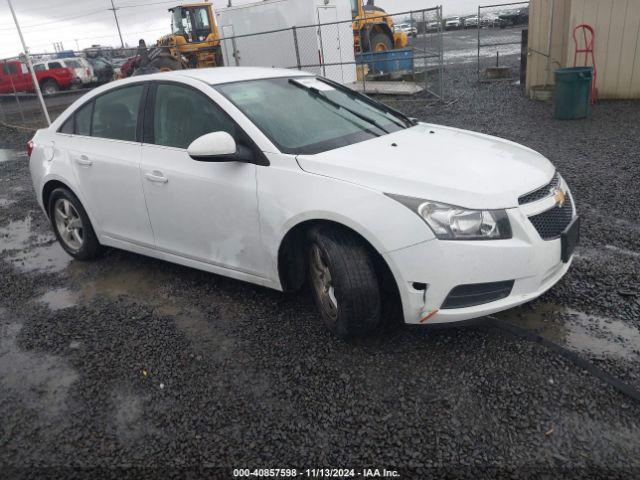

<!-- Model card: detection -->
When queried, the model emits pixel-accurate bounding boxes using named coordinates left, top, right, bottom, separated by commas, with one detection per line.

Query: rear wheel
left=41, top=79, right=59, bottom=95
left=307, top=226, right=381, bottom=340
left=150, top=55, right=182, bottom=72
left=48, top=188, right=102, bottom=260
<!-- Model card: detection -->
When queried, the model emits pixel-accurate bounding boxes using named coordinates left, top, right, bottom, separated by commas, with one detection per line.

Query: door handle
left=145, top=172, right=168, bottom=184
left=75, top=154, right=93, bottom=166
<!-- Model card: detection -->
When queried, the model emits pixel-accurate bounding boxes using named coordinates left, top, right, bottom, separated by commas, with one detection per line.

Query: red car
left=0, top=59, right=77, bottom=95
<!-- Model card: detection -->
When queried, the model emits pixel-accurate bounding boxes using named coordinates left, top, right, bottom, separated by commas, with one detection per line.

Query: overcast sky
left=0, top=0, right=481, bottom=59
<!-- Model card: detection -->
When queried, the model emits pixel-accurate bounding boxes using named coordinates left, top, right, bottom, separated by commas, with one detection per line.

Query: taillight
left=26, top=140, right=34, bottom=157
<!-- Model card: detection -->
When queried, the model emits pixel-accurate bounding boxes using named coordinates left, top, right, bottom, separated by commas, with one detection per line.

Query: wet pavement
left=2, top=74, right=640, bottom=477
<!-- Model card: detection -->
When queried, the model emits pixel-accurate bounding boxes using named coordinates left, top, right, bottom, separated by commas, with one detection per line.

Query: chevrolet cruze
left=28, top=67, right=580, bottom=339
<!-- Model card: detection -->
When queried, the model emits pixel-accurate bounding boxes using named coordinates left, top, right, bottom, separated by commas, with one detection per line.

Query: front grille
left=528, top=194, right=574, bottom=240
left=441, top=280, right=515, bottom=309
left=518, top=172, right=561, bottom=205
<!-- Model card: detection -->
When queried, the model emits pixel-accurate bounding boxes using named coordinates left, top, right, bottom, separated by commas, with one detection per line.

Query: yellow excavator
left=139, top=2, right=223, bottom=72
left=351, top=0, right=408, bottom=53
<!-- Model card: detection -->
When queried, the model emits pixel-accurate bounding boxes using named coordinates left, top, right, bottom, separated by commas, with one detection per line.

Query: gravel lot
left=1, top=58, right=640, bottom=478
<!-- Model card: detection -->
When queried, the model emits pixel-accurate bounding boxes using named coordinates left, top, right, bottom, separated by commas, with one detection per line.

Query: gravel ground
left=1, top=60, right=640, bottom=478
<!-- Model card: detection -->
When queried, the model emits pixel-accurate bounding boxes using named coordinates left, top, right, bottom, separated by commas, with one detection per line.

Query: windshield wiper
left=316, top=77, right=417, bottom=129
left=289, top=78, right=390, bottom=134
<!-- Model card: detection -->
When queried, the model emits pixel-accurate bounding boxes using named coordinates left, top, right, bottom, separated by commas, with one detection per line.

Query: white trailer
left=216, top=0, right=356, bottom=84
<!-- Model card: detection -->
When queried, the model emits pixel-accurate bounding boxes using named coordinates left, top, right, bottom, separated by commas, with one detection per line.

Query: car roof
left=156, top=66, right=313, bottom=85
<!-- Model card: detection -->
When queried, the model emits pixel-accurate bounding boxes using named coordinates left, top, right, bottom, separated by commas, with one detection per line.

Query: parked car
left=63, top=57, right=96, bottom=85
left=28, top=68, right=579, bottom=339
left=445, top=16, right=461, bottom=30
left=86, top=57, right=114, bottom=85
left=396, top=23, right=417, bottom=37
left=464, top=16, right=479, bottom=29
left=1, top=59, right=76, bottom=95
left=426, top=20, right=441, bottom=31
left=498, top=7, right=529, bottom=28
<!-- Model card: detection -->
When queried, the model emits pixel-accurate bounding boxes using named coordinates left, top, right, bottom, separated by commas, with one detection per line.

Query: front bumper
left=383, top=192, right=577, bottom=325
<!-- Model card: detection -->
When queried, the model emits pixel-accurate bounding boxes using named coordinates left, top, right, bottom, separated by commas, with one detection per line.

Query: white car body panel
left=28, top=67, right=576, bottom=327
left=297, top=123, right=554, bottom=210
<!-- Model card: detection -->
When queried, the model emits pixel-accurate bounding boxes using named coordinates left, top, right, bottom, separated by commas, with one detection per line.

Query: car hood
left=296, top=123, right=555, bottom=210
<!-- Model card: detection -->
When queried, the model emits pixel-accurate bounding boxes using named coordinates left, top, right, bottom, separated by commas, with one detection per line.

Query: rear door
left=69, top=83, right=154, bottom=246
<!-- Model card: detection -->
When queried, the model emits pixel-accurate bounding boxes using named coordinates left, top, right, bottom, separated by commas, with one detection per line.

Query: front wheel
left=307, top=227, right=381, bottom=339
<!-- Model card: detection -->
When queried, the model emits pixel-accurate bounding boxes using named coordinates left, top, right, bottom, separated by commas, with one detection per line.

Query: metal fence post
left=292, top=26, right=301, bottom=70
left=439, top=5, right=444, bottom=101
left=317, top=24, right=326, bottom=77
left=7, top=0, right=50, bottom=125
left=477, top=5, right=482, bottom=82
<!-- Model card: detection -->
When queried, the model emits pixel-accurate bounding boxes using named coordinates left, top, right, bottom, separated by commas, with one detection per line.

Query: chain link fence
left=476, top=1, right=529, bottom=82
left=218, top=7, right=443, bottom=99
left=1, top=6, right=444, bottom=130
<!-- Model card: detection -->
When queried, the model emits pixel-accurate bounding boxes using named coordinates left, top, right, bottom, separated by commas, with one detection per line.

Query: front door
left=140, top=82, right=266, bottom=277
left=69, top=84, right=154, bottom=246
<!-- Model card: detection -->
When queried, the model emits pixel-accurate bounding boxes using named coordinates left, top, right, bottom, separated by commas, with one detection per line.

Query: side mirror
left=187, top=131, right=253, bottom=162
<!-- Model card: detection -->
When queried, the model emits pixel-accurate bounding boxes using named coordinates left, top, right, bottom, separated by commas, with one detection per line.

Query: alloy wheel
left=54, top=198, right=84, bottom=251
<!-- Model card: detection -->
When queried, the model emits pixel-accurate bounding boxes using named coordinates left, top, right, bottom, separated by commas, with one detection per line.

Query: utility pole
left=6, top=0, right=51, bottom=125
left=108, top=0, right=125, bottom=48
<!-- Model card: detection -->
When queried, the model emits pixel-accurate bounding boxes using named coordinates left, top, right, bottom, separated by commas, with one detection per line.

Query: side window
left=8, top=63, right=19, bottom=74
left=153, top=83, right=236, bottom=149
left=33, top=64, right=45, bottom=72
left=59, top=115, right=74, bottom=134
left=92, top=85, right=143, bottom=141
left=48, top=62, right=62, bottom=70
left=75, top=101, right=93, bottom=136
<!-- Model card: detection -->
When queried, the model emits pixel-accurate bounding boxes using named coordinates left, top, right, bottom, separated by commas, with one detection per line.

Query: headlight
left=386, top=194, right=512, bottom=240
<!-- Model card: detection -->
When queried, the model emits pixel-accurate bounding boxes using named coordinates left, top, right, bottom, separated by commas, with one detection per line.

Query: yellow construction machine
left=351, top=0, right=408, bottom=53
left=141, top=2, right=223, bottom=72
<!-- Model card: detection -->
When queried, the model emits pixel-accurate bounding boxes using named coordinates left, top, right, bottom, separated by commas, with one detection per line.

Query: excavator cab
left=170, top=5, right=215, bottom=43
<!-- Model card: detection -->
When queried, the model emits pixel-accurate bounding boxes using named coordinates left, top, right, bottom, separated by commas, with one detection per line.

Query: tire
left=150, top=55, right=182, bottom=72
left=367, top=32, right=393, bottom=52
left=48, top=187, right=102, bottom=260
left=41, top=79, right=59, bottom=95
left=307, top=226, right=381, bottom=340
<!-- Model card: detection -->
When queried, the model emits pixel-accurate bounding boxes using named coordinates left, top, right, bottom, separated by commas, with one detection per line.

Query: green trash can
left=554, top=67, right=593, bottom=120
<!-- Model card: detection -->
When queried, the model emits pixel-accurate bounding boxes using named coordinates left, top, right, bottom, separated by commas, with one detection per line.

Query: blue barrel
left=356, top=48, right=414, bottom=75
left=554, top=67, right=593, bottom=120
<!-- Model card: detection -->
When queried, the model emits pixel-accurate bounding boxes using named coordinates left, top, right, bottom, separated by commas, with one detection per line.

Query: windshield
left=216, top=77, right=409, bottom=155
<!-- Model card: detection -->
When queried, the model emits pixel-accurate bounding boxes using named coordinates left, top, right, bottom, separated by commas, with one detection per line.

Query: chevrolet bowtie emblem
left=553, top=189, right=566, bottom=208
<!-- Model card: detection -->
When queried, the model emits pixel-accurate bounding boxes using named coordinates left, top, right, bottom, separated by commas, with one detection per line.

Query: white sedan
left=28, top=67, right=579, bottom=339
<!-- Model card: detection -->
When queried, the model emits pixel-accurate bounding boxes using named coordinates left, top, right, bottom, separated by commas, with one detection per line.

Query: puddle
left=7, top=242, right=72, bottom=273
left=1, top=216, right=72, bottom=273
left=0, top=311, right=79, bottom=417
left=0, top=216, right=33, bottom=251
left=35, top=287, right=79, bottom=311
left=495, top=303, right=640, bottom=361
left=0, top=148, right=25, bottom=163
